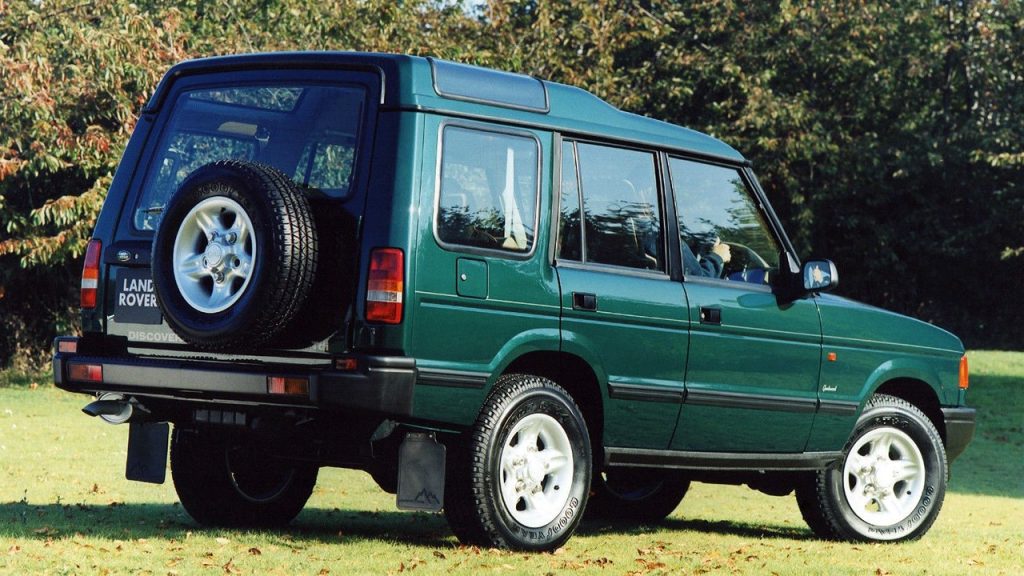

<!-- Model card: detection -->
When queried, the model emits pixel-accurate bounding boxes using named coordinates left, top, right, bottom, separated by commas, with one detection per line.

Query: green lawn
left=1, top=351, right=1021, bottom=575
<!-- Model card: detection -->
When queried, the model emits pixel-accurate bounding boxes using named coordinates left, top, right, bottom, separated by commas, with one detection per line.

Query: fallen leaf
left=636, top=558, right=666, bottom=570
left=432, top=551, right=446, bottom=560
left=248, top=547, right=261, bottom=556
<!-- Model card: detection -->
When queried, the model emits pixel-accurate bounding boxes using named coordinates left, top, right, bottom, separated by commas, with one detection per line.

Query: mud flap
left=126, top=421, right=169, bottom=484
left=396, top=432, right=445, bottom=511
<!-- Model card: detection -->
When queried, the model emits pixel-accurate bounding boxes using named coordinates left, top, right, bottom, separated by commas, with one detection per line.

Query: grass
left=1, top=351, right=1021, bottom=575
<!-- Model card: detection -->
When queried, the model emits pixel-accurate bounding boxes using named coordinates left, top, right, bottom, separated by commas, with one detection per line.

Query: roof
left=148, top=51, right=745, bottom=163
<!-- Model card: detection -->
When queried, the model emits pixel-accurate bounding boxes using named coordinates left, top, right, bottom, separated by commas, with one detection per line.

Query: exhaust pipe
left=82, top=393, right=133, bottom=424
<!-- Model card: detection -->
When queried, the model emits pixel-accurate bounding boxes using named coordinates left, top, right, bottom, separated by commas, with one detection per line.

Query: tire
left=444, top=374, right=591, bottom=551
left=268, top=197, right=354, bottom=349
left=152, top=160, right=317, bottom=351
left=170, top=427, right=318, bottom=528
left=587, top=468, right=690, bottom=522
left=796, top=394, right=947, bottom=542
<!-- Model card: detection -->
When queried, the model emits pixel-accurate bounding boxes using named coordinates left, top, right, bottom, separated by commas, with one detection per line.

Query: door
left=667, top=157, right=822, bottom=453
left=555, top=140, right=688, bottom=449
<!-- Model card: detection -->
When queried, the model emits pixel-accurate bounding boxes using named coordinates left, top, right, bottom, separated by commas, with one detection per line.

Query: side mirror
left=802, top=259, right=838, bottom=292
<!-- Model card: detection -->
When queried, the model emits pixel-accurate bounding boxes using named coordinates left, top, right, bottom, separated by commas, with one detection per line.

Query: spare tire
left=152, top=160, right=317, bottom=351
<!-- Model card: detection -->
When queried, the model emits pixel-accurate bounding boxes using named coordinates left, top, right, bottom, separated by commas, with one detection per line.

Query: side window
left=436, top=126, right=539, bottom=254
left=557, top=141, right=582, bottom=261
left=669, top=157, right=780, bottom=285
left=565, top=142, right=663, bottom=271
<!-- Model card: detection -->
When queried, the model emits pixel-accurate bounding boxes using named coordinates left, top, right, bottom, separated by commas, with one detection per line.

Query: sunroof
left=430, top=59, right=548, bottom=113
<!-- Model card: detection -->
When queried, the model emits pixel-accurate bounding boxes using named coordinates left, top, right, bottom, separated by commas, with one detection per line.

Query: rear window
left=134, top=83, right=366, bottom=230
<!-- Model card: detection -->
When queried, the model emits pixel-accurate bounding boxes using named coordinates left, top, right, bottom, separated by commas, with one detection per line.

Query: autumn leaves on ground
left=1, top=351, right=1021, bottom=575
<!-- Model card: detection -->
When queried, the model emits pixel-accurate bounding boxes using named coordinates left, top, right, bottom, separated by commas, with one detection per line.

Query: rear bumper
left=53, top=336, right=416, bottom=417
left=941, top=406, right=976, bottom=464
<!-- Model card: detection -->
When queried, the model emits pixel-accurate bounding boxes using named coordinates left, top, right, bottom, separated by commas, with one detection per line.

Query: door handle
left=699, top=307, right=721, bottom=325
left=572, top=292, right=597, bottom=311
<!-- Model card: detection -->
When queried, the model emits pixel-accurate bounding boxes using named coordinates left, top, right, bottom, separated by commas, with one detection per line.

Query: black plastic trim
left=941, top=406, right=977, bottom=464
left=607, top=382, right=683, bottom=403
left=604, top=447, right=841, bottom=471
left=53, top=340, right=416, bottom=417
left=684, top=389, right=819, bottom=413
left=817, top=399, right=860, bottom=416
left=416, top=368, right=488, bottom=389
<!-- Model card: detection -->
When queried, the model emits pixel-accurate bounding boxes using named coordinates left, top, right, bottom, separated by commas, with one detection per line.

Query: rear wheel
left=587, top=468, right=690, bottom=522
left=444, top=374, right=591, bottom=551
left=170, top=428, right=318, bottom=528
left=796, top=394, right=947, bottom=542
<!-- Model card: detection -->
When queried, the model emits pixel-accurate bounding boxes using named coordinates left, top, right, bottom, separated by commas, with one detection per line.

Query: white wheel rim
left=498, top=413, right=574, bottom=528
left=843, top=426, right=926, bottom=526
left=172, top=195, right=256, bottom=313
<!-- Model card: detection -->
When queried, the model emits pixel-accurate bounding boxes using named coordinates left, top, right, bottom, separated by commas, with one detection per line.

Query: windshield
left=134, top=82, right=366, bottom=230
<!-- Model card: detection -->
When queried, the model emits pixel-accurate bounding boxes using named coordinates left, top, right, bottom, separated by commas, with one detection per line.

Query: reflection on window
left=436, top=126, right=538, bottom=253
left=573, top=142, right=663, bottom=271
left=296, top=142, right=355, bottom=191
left=670, top=158, right=779, bottom=285
left=136, top=133, right=254, bottom=230
left=134, top=84, right=365, bottom=230
left=558, top=141, right=582, bottom=261
left=189, top=87, right=304, bottom=111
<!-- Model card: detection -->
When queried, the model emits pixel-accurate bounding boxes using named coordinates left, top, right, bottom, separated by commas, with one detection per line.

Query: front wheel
left=796, top=394, right=947, bottom=542
left=444, top=374, right=591, bottom=551
left=170, top=428, right=318, bottom=528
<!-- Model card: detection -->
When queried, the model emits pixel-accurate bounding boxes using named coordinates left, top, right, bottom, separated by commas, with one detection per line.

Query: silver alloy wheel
left=498, top=413, right=574, bottom=528
left=172, top=195, right=256, bottom=313
left=843, top=426, right=926, bottom=526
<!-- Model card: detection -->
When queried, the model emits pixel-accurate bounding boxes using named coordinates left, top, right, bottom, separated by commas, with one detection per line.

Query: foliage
left=0, top=0, right=476, bottom=364
left=1, top=0, right=1022, bottom=365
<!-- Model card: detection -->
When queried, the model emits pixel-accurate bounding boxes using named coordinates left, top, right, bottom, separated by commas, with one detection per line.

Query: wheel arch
left=501, top=351, right=604, bottom=460
left=873, top=378, right=945, bottom=443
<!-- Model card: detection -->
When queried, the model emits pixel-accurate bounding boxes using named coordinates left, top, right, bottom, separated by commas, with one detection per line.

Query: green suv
left=53, top=52, right=975, bottom=551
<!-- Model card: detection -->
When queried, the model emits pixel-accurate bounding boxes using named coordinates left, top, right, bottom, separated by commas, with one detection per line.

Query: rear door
left=555, top=139, right=688, bottom=449
left=106, top=69, right=380, bottom=358
left=667, top=158, right=823, bottom=453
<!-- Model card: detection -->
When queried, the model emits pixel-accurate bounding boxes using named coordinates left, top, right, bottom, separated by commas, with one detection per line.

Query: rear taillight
left=959, top=355, right=969, bottom=390
left=365, top=248, right=404, bottom=324
left=81, top=239, right=102, bottom=309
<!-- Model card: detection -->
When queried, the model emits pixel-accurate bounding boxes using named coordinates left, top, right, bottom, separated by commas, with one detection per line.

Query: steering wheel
left=720, top=241, right=770, bottom=283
